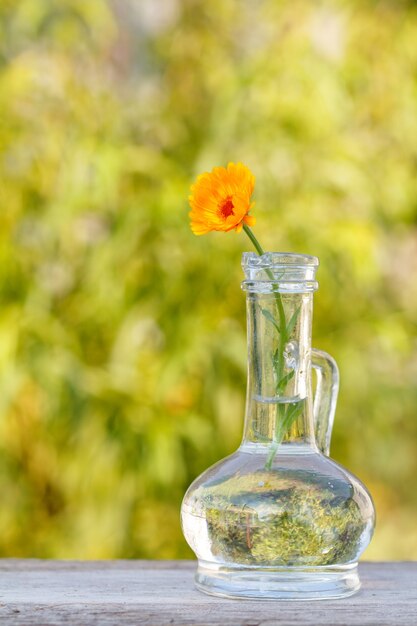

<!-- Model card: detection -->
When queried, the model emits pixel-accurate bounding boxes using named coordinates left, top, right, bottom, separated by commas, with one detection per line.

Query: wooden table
left=0, top=560, right=415, bottom=625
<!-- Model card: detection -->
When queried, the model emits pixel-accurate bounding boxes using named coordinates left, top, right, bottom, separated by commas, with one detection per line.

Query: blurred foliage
left=0, top=0, right=416, bottom=560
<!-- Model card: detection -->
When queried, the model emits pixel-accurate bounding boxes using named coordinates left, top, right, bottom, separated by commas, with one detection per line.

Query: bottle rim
left=242, top=251, right=319, bottom=268
left=241, top=252, right=319, bottom=293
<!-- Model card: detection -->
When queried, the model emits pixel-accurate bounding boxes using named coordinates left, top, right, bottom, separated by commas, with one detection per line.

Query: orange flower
left=189, top=162, right=256, bottom=235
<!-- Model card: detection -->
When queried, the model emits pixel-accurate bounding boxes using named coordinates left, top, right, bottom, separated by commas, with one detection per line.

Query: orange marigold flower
left=189, top=162, right=256, bottom=235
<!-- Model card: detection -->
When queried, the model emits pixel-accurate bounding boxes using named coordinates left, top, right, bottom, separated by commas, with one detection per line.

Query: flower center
left=219, top=196, right=235, bottom=219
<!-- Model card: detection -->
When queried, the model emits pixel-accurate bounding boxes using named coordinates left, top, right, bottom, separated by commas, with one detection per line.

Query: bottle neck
left=241, top=290, right=317, bottom=452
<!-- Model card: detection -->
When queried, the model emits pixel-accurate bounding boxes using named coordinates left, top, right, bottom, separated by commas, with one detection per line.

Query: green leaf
left=261, top=308, right=281, bottom=333
left=285, top=400, right=305, bottom=425
left=286, top=306, right=301, bottom=336
left=273, top=348, right=279, bottom=364
left=276, top=369, right=295, bottom=394
left=276, top=400, right=305, bottom=443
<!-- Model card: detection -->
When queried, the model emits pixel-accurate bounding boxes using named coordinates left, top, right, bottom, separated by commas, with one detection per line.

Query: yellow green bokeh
left=0, top=0, right=416, bottom=559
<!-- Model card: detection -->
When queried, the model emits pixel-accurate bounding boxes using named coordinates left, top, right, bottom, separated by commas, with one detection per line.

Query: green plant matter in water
left=194, top=471, right=365, bottom=566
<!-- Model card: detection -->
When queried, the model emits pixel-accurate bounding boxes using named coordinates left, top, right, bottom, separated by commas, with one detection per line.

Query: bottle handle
left=311, top=348, right=339, bottom=456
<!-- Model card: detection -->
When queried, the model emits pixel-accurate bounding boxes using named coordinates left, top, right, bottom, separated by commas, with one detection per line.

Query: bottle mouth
left=241, top=252, right=319, bottom=294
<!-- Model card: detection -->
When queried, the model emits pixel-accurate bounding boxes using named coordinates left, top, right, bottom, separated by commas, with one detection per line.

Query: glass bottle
left=181, top=252, right=375, bottom=600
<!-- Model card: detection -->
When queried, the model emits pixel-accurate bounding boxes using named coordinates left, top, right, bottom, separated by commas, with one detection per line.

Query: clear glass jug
left=181, top=252, right=375, bottom=600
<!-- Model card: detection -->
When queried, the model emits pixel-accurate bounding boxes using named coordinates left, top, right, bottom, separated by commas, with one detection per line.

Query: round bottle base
left=195, top=561, right=360, bottom=600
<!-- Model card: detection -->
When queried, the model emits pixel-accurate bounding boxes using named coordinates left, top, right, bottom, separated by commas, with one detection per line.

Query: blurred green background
left=0, top=0, right=416, bottom=560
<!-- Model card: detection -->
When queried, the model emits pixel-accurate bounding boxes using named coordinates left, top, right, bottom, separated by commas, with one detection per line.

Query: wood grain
left=0, top=560, right=415, bottom=625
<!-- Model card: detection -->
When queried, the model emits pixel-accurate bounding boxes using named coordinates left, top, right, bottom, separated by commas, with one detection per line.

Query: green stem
left=242, top=224, right=286, bottom=351
left=242, top=223, right=265, bottom=256
left=242, top=224, right=290, bottom=467
left=242, top=225, right=286, bottom=337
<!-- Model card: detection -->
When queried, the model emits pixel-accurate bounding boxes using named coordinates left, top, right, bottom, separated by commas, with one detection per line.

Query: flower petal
left=243, top=214, right=256, bottom=227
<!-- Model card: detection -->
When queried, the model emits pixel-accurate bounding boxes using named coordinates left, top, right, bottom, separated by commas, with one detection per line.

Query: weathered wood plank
left=0, top=560, right=415, bottom=626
